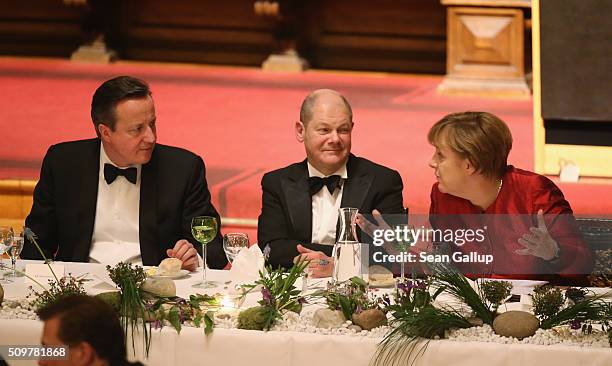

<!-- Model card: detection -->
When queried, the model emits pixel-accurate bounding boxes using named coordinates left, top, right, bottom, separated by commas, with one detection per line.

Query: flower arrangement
left=29, top=276, right=87, bottom=314
left=20, top=228, right=86, bottom=313
left=107, top=262, right=151, bottom=355
left=589, top=248, right=612, bottom=287
left=147, top=294, right=218, bottom=335
left=313, top=276, right=376, bottom=321
left=238, top=259, right=308, bottom=331
left=374, top=262, right=612, bottom=365
left=531, top=285, right=611, bottom=330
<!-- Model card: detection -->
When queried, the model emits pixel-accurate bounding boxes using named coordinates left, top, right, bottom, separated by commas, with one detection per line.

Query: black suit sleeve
left=373, top=169, right=405, bottom=216
left=257, top=173, right=333, bottom=270
left=23, top=146, right=58, bottom=260
left=181, top=155, right=227, bottom=269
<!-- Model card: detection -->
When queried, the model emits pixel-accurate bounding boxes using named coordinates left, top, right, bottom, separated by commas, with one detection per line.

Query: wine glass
left=191, top=216, right=218, bottom=289
left=0, top=226, right=14, bottom=283
left=6, top=234, right=24, bottom=278
left=223, top=233, right=249, bottom=264
left=394, top=224, right=414, bottom=281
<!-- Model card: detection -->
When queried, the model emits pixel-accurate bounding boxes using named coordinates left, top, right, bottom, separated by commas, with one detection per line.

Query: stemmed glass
left=394, top=224, right=414, bottom=281
left=191, top=216, right=218, bottom=289
left=0, top=226, right=14, bottom=283
left=6, top=234, right=24, bottom=278
left=223, top=233, right=249, bottom=264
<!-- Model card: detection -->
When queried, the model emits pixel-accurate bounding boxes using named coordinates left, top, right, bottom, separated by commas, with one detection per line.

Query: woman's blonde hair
left=428, top=111, right=513, bottom=179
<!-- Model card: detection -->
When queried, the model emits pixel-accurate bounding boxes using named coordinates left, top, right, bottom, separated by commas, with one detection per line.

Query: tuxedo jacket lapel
left=341, top=155, right=372, bottom=209
left=140, top=147, right=159, bottom=265
left=73, top=139, right=100, bottom=261
left=283, top=161, right=312, bottom=242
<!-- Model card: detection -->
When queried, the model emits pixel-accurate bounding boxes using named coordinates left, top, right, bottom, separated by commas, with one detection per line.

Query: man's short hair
left=428, top=111, right=513, bottom=179
left=38, top=295, right=127, bottom=365
left=91, top=76, right=151, bottom=137
left=299, top=89, right=353, bottom=125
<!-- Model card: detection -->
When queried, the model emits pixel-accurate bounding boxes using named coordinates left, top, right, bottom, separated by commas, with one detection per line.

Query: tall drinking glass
left=191, top=216, right=218, bottom=289
left=7, top=234, right=24, bottom=278
left=223, top=233, right=249, bottom=263
left=0, top=226, right=14, bottom=283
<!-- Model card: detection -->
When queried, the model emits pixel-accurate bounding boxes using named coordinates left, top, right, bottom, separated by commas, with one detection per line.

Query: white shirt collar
left=307, top=161, right=348, bottom=179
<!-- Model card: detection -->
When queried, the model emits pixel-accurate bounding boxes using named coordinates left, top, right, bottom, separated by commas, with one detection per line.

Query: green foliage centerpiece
left=22, top=228, right=87, bottom=313
left=107, top=262, right=151, bottom=356
left=531, top=285, right=611, bottom=331
left=312, top=276, right=375, bottom=321
left=238, top=259, right=308, bottom=331
left=373, top=262, right=511, bottom=366
left=146, top=294, right=218, bottom=335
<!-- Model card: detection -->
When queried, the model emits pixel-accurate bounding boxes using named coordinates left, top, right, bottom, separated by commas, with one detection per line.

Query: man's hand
left=355, top=209, right=391, bottom=239
left=166, top=239, right=199, bottom=271
left=294, top=244, right=333, bottom=278
left=516, top=209, right=560, bottom=261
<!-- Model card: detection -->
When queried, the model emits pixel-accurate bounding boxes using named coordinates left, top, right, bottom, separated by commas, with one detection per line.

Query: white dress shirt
left=89, top=145, right=142, bottom=266
left=308, top=162, right=348, bottom=245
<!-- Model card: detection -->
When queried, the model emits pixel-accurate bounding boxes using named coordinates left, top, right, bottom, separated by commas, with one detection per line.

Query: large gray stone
left=352, top=309, right=388, bottom=331
left=493, top=311, right=540, bottom=339
left=140, top=278, right=176, bottom=297
left=312, top=308, right=346, bottom=329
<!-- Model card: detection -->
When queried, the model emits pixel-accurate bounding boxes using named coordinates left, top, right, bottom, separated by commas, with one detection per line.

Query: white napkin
left=229, top=244, right=265, bottom=285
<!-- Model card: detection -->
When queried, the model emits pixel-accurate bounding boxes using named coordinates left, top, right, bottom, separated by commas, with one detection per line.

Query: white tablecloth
left=1, top=261, right=610, bottom=366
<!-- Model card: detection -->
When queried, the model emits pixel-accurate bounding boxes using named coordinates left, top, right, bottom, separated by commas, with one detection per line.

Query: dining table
left=0, top=260, right=610, bottom=366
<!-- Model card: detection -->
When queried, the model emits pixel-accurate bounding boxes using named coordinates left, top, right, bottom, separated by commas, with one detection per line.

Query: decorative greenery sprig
left=430, top=262, right=494, bottom=324
left=188, top=294, right=218, bottom=335
left=532, top=286, right=611, bottom=330
left=22, top=228, right=86, bottom=313
left=107, top=263, right=151, bottom=356
left=481, top=280, right=513, bottom=313
left=312, top=276, right=375, bottom=320
left=239, top=259, right=308, bottom=330
left=24, top=227, right=58, bottom=283
left=374, top=278, right=469, bottom=366
left=382, top=278, right=438, bottom=318
left=29, top=276, right=87, bottom=313
left=531, top=285, right=564, bottom=322
left=146, top=294, right=217, bottom=335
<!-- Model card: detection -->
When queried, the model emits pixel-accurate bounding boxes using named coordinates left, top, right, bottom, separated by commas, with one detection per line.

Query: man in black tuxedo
left=22, top=76, right=226, bottom=270
left=257, top=89, right=404, bottom=276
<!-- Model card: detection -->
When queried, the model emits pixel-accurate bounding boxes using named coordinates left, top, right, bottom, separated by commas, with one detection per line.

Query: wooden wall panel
left=307, top=0, right=447, bottom=73
left=0, top=0, right=447, bottom=74
left=119, top=0, right=276, bottom=65
left=0, top=0, right=82, bottom=57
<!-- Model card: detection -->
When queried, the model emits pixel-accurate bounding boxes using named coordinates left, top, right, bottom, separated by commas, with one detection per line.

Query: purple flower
left=397, top=282, right=412, bottom=296
left=261, top=287, right=274, bottom=306
left=415, top=281, right=427, bottom=290
left=381, top=294, right=391, bottom=307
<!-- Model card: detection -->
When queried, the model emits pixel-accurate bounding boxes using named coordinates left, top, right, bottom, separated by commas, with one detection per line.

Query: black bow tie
left=104, top=163, right=137, bottom=185
left=308, top=175, right=342, bottom=196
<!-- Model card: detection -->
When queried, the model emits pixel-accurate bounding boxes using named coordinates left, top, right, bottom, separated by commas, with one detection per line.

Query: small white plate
left=147, top=269, right=190, bottom=280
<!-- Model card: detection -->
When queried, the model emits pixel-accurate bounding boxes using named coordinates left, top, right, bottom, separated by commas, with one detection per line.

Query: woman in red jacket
left=427, top=111, right=593, bottom=284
